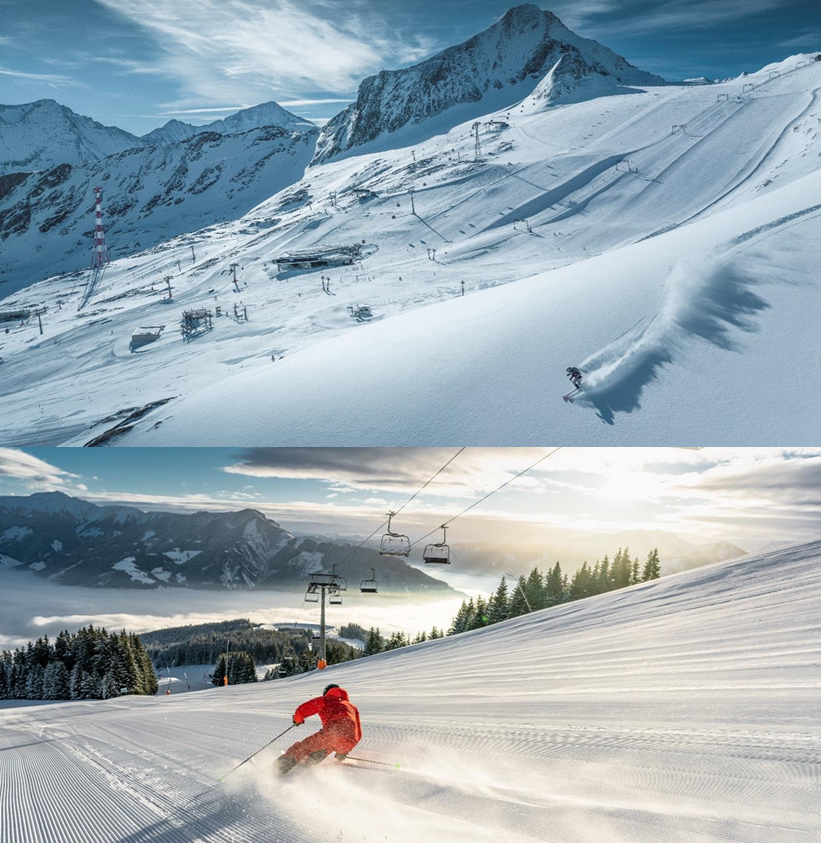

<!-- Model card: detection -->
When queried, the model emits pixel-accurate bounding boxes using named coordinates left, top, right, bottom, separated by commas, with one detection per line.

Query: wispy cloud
left=93, top=0, right=441, bottom=106
left=0, top=66, right=78, bottom=86
left=777, top=31, right=821, bottom=49
left=158, top=106, right=249, bottom=115
left=0, top=449, right=84, bottom=492
left=278, top=98, right=353, bottom=107
left=582, top=0, right=788, bottom=35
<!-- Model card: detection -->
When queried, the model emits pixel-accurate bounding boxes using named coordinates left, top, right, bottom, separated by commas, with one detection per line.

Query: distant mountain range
left=0, top=123, right=317, bottom=296
left=0, top=492, right=454, bottom=593
left=313, top=3, right=664, bottom=162
left=0, top=99, right=315, bottom=176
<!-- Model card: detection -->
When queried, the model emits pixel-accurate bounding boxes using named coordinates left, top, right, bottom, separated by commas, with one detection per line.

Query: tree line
left=0, top=626, right=158, bottom=701
left=359, top=548, right=662, bottom=654
left=142, top=620, right=316, bottom=668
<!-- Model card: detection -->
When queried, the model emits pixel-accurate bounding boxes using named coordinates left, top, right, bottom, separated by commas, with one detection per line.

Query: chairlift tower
left=304, top=564, right=347, bottom=665
left=91, top=187, right=109, bottom=269
left=472, top=122, right=482, bottom=161
left=230, top=263, right=240, bottom=292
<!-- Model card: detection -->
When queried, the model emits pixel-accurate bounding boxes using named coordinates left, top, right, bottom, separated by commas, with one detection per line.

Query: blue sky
left=0, top=0, right=818, bottom=134
left=2, top=447, right=821, bottom=552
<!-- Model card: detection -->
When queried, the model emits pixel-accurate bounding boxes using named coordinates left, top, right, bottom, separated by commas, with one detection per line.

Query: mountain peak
left=313, top=4, right=663, bottom=163
left=0, top=100, right=140, bottom=176
left=140, top=101, right=315, bottom=146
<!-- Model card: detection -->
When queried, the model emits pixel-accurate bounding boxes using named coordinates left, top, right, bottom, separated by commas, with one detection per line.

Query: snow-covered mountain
left=0, top=123, right=317, bottom=295
left=0, top=99, right=141, bottom=176
left=0, top=99, right=315, bottom=176
left=0, top=492, right=453, bottom=592
left=314, top=3, right=664, bottom=163
left=141, top=102, right=315, bottom=146
left=2, top=538, right=818, bottom=841
left=1, top=49, right=818, bottom=445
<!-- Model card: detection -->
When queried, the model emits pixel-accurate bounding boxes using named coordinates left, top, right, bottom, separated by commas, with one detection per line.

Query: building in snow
left=130, top=325, right=165, bottom=349
left=275, top=244, right=362, bottom=272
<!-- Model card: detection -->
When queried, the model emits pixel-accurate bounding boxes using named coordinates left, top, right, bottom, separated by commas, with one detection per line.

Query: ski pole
left=345, top=755, right=401, bottom=769
left=219, top=723, right=297, bottom=781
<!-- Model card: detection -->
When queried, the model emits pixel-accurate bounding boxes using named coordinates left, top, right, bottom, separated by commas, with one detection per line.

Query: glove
left=293, top=716, right=303, bottom=726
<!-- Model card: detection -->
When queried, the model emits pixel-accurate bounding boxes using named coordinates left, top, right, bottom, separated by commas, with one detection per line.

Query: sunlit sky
left=2, top=447, right=820, bottom=554
left=0, top=0, right=818, bottom=133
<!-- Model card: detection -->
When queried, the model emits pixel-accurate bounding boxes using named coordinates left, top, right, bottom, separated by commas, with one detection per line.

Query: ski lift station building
left=275, top=244, right=362, bottom=272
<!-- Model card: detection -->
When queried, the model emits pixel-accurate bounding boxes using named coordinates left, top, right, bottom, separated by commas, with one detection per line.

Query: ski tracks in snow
left=571, top=254, right=771, bottom=424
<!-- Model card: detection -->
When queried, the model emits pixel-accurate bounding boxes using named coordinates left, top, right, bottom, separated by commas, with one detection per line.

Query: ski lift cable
left=409, top=447, right=563, bottom=548
left=392, top=447, right=466, bottom=517
left=334, top=447, right=466, bottom=575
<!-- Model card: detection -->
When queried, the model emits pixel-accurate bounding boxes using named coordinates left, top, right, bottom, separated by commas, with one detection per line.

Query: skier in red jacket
left=275, top=684, right=362, bottom=774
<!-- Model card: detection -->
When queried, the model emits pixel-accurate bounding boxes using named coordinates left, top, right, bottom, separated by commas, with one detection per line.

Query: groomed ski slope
left=2, top=540, right=820, bottom=843
left=0, top=56, right=819, bottom=445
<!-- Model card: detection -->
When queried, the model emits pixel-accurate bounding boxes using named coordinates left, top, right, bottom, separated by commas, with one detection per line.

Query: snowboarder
left=275, top=684, right=362, bottom=775
left=566, top=367, right=583, bottom=390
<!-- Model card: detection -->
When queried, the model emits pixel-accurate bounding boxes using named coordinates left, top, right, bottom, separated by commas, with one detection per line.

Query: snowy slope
left=314, top=3, right=664, bottom=163
left=0, top=99, right=140, bottom=175
left=0, top=55, right=819, bottom=444
left=0, top=124, right=317, bottom=297
left=1, top=539, right=819, bottom=842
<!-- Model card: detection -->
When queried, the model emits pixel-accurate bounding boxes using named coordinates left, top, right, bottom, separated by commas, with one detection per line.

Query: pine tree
left=363, top=627, right=385, bottom=656
left=569, top=562, right=593, bottom=601
left=508, top=578, right=531, bottom=617
left=429, top=626, right=444, bottom=639
left=630, top=558, right=640, bottom=585
left=470, top=596, right=489, bottom=629
left=545, top=563, right=564, bottom=605
left=100, top=670, right=118, bottom=699
left=384, top=631, right=408, bottom=651
left=43, top=661, right=70, bottom=700
left=448, top=601, right=470, bottom=635
left=598, top=556, right=611, bottom=593
left=25, top=664, right=45, bottom=700
left=525, top=568, right=546, bottom=609
left=212, top=654, right=228, bottom=686
left=611, top=548, right=632, bottom=589
left=80, top=669, right=99, bottom=700
left=488, top=576, right=510, bottom=624
left=642, top=548, right=661, bottom=581
left=70, top=663, right=83, bottom=700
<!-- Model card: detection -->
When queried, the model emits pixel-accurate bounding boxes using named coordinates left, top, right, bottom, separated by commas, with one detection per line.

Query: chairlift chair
left=329, top=590, right=343, bottom=606
left=380, top=511, right=411, bottom=557
left=360, top=568, right=378, bottom=594
left=423, top=525, right=451, bottom=565
left=305, top=590, right=319, bottom=603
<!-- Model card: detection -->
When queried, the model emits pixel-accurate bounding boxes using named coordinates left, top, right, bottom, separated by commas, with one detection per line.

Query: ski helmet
left=323, top=683, right=340, bottom=695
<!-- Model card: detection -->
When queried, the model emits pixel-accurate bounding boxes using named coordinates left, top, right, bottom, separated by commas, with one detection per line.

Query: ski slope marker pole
left=220, top=724, right=297, bottom=781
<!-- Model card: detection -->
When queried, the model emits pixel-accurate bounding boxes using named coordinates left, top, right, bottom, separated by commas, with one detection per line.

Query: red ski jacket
left=293, top=687, right=362, bottom=744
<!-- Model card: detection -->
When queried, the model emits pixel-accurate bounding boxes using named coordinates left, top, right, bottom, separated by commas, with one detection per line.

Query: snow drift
left=576, top=255, right=770, bottom=423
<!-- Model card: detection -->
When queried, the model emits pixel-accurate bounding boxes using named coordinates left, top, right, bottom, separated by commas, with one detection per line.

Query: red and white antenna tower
left=91, top=186, right=109, bottom=269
